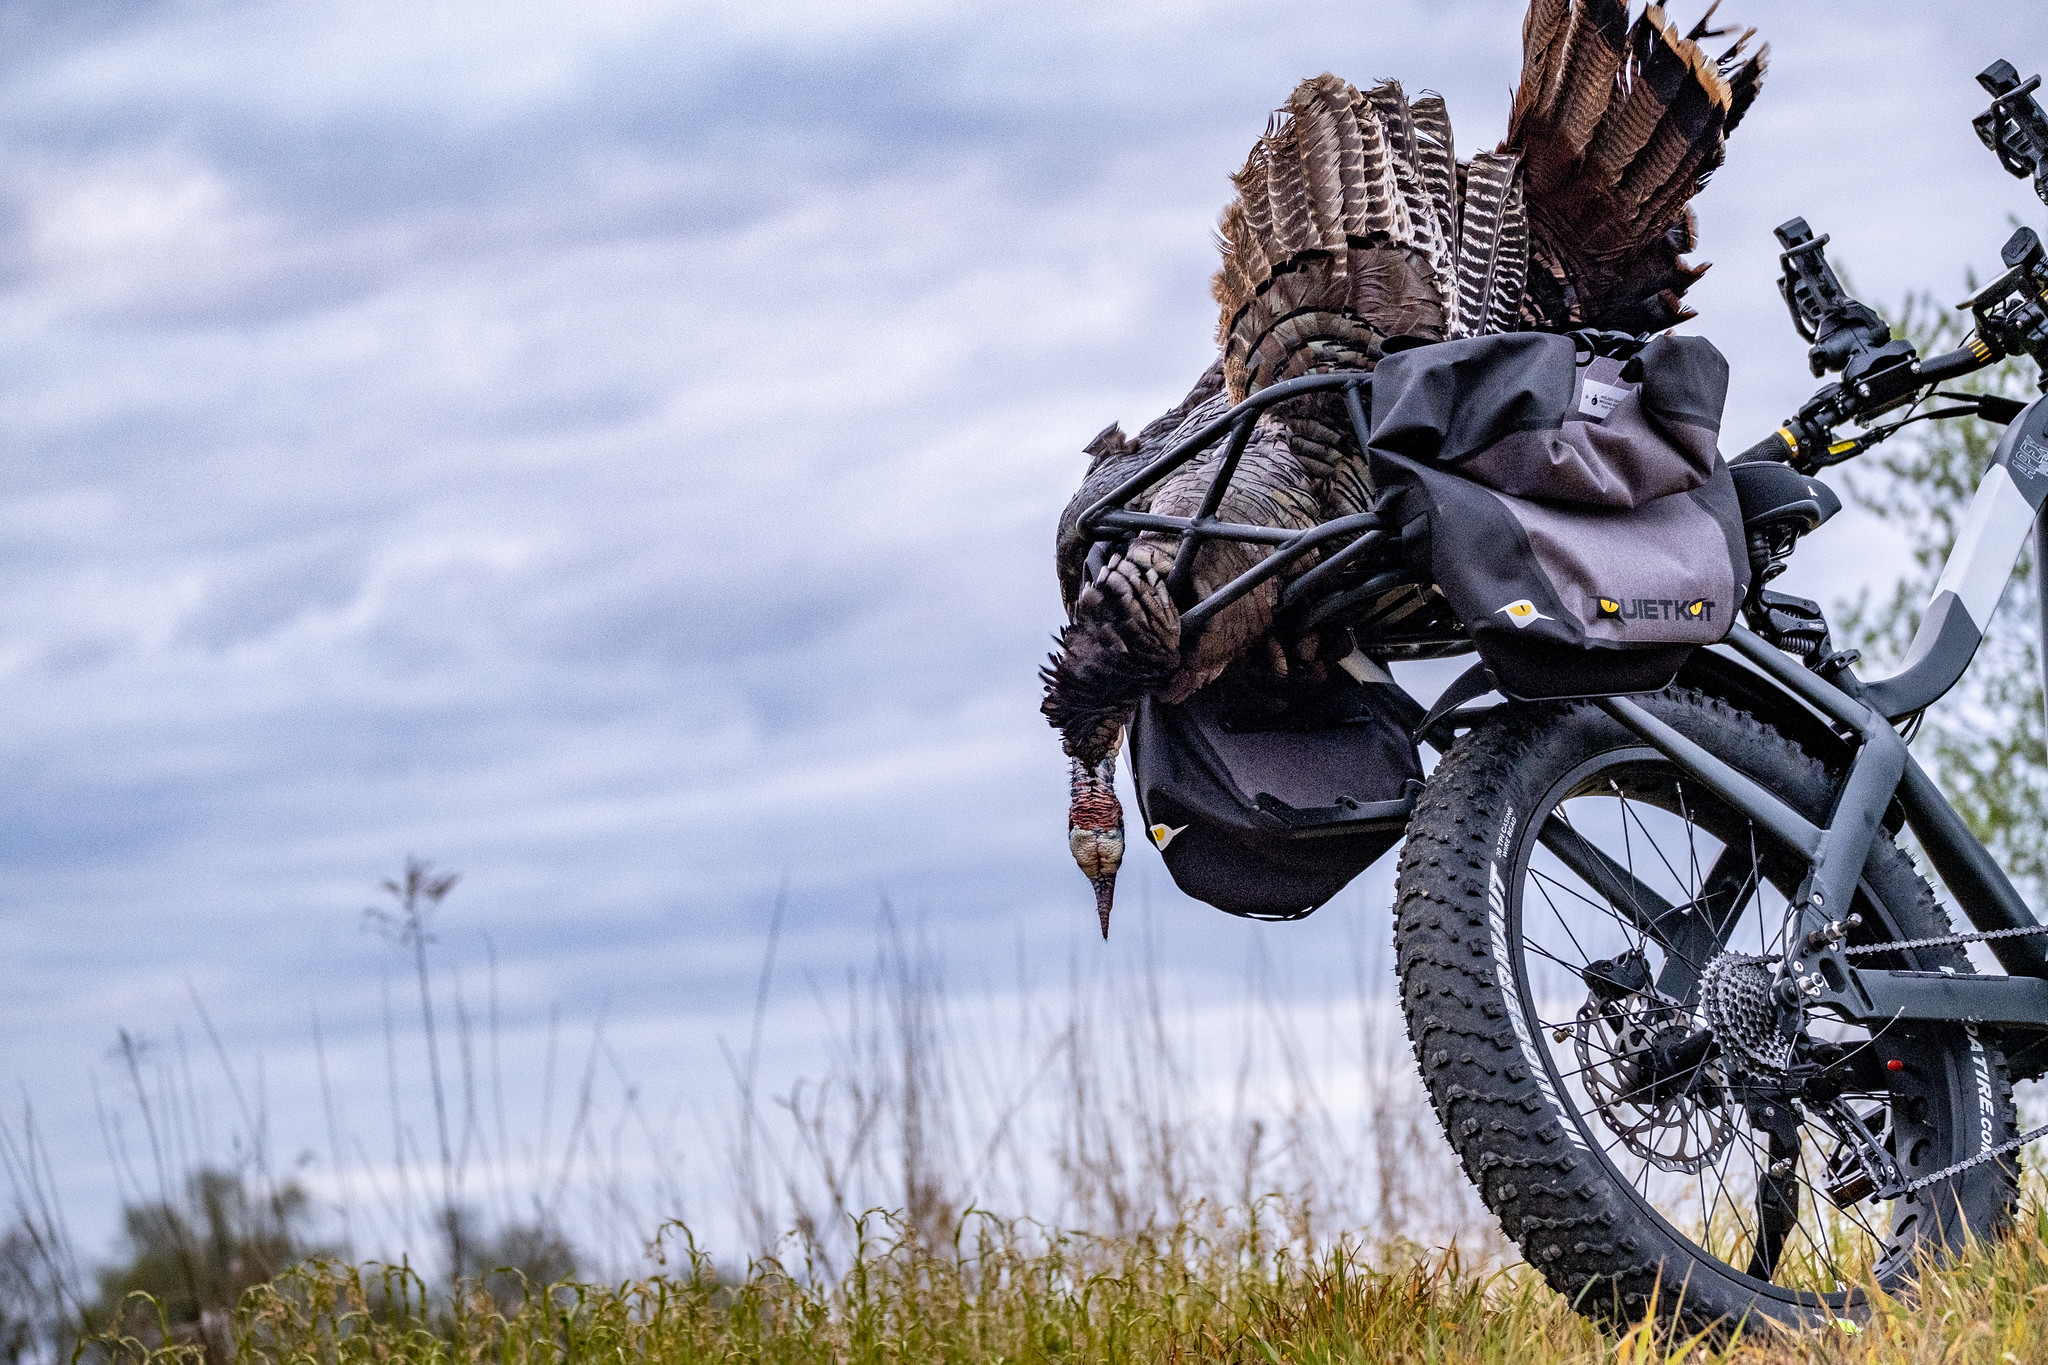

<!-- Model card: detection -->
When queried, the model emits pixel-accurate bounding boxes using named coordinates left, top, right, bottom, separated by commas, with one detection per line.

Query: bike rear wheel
left=1394, top=689, right=2017, bottom=1333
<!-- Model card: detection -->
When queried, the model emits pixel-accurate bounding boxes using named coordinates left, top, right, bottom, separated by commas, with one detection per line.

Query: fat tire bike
left=1066, top=58, right=2048, bottom=1336
left=1395, top=60, right=2048, bottom=1332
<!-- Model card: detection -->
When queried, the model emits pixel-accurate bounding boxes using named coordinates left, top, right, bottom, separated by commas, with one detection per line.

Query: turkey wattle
left=1043, top=0, right=1768, bottom=934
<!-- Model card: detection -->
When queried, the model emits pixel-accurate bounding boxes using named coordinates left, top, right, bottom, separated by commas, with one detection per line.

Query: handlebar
left=1915, top=346, right=1993, bottom=385
left=1733, top=430, right=1799, bottom=466
left=1736, top=57, right=2048, bottom=472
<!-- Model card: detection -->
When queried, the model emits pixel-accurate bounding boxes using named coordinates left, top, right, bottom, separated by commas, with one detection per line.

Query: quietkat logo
left=1496, top=599, right=1551, bottom=628
left=1595, top=594, right=1714, bottom=623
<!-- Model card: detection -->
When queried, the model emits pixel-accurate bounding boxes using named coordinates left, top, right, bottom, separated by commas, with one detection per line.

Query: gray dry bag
left=1366, top=331, right=1751, bottom=699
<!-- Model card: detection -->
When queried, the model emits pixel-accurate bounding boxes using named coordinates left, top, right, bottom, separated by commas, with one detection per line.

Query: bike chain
left=1839, top=921, right=2048, bottom=958
left=1826, top=923, right=2048, bottom=1195
left=1887, top=1118, right=2048, bottom=1198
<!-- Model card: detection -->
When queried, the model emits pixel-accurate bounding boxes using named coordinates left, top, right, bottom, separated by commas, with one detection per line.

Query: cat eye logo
left=1150, top=823, right=1187, bottom=850
left=1596, top=597, right=1623, bottom=619
left=1496, top=600, right=1551, bottom=628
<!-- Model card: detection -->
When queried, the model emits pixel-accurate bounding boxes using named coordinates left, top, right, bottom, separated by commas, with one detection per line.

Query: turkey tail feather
left=1367, top=82, right=1454, bottom=302
left=1490, top=174, right=1530, bottom=336
left=1451, top=152, right=1527, bottom=339
left=1544, top=0, right=1628, bottom=155
left=1507, top=0, right=1766, bottom=333
left=1411, top=93, right=1460, bottom=263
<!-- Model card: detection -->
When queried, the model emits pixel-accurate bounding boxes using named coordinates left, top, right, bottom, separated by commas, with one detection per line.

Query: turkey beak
left=1067, top=751, right=1126, bottom=940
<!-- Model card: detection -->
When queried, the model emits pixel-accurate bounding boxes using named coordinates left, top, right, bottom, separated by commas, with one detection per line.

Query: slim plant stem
left=364, top=856, right=461, bottom=1276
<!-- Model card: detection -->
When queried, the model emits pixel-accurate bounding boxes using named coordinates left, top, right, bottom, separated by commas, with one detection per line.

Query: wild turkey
left=1044, top=0, right=1767, bottom=935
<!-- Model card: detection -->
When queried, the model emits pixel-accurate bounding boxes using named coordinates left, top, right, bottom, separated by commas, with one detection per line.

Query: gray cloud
left=0, top=0, right=2041, bottom=1257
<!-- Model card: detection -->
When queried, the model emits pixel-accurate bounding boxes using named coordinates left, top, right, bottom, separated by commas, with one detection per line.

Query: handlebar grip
left=1732, top=429, right=1799, bottom=464
left=1916, top=344, right=1996, bottom=384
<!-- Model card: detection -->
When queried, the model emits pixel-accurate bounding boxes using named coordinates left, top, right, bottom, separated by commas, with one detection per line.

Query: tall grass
left=0, top=870, right=1501, bottom=1358
left=724, top=904, right=1496, bottom=1277
left=81, top=1200, right=2048, bottom=1365
left=28, top=867, right=2048, bottom=1362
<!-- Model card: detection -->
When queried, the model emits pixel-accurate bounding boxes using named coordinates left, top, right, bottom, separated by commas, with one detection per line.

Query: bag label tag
left=1578, top=377, right=1634, bottom=420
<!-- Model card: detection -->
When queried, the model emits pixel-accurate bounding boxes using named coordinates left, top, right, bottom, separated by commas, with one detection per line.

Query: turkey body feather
left=1042, top=0, right=1765, bottom=933
left=1044, top=411, right=1315, bottom=770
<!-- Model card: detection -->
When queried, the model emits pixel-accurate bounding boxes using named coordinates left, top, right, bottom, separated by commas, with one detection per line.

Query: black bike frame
left=1597, top=393, right=2048, bottom=1033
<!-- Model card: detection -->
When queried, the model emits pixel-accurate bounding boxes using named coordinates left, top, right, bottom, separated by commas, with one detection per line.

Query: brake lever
left=1934, top=391, right=2028, bottom=425
left=1957, top=227, right=2048, bottom=381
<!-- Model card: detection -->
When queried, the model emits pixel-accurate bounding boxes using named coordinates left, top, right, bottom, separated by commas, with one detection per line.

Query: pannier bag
left=1366, top=331, right=1751, bottom=699
left=1128, top=671, right=1423, bottom=920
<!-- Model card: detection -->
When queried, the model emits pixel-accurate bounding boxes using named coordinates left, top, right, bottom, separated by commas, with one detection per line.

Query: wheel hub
left=1573, top=959, right=1736, bottom=1174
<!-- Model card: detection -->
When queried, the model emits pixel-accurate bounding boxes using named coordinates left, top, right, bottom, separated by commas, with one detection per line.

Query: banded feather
left=1352, top=96, right=1398, bottom=243
left=1513, top=0, right=1574, bottom=130
left=1290, top=76, right=1353, bottom=274
left=1451, top=151, right=1523, bottom=339
left=1362, top=81, right=1420, bottom=176
left=1369, top=82, right=1453, bottom=299
left=1549, top=0, right=1629, bottom=158
left=1583, top=8, right=1693, bottom=191
left=1411, top=93, right=1461, bottom=255
left=1488, top=174, right=1530, bottom=335
left=1325, top=80, right=1371, bottom=240
left=1262, top=119, right=1316, bottom=260
left=1509, top=0, right=1765, bottom=332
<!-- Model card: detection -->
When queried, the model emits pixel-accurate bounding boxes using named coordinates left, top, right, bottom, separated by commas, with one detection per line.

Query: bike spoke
left=1537, top=817, right=1695, bottom=965
left=1657, top=844, right=1765, bottom=1000
left=1511, top=770, right=1911, bottom=1302
left=1618, top=789, right=1694, bottom=902
left=1526, top=865, right=1603, bottom=968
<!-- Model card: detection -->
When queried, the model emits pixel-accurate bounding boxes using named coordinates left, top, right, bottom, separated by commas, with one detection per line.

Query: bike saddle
left=1731, top=460, right=1842, bottom=534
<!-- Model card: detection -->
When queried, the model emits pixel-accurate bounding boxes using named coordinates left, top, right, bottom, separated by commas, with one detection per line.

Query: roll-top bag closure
left=1370, top=332, right=1730, bottom=509
left=1364, top=331, right=1749, bottom=701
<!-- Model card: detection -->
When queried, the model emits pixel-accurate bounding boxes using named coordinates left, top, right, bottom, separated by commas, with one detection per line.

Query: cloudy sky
left=1, top=0, right=2043, bottom=1264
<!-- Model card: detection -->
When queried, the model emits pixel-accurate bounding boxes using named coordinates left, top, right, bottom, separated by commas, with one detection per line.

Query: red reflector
left=1886, top=1059, right=1905, bottom=1072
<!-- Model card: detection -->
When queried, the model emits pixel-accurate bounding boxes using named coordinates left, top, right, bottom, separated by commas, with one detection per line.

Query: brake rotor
left=1572, top=989, right=1736, bottom=1174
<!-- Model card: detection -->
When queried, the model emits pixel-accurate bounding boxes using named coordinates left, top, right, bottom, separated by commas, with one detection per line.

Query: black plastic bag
left=1128, top=672, right=1421, bottom=920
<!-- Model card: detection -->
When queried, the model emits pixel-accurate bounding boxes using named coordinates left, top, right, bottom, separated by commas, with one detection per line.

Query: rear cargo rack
left=1075, top=372, right=1391, bottom=634
left=1074, top=369, right=1474, bottom=660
